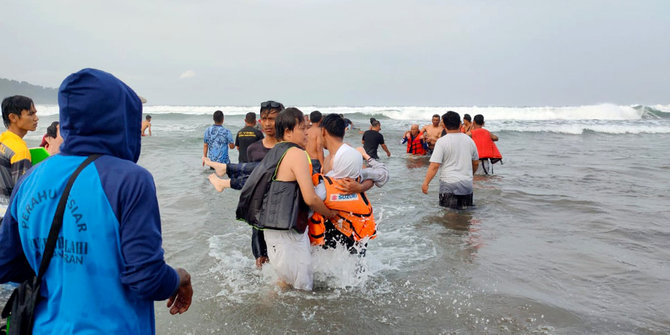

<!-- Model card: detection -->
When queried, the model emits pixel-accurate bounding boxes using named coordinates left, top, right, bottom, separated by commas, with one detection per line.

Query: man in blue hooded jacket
left=0, top=69, right=192, bottom=334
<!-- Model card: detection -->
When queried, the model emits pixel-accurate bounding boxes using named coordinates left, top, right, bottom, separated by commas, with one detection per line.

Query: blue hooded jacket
left=0, top=68, right=179, bottom=334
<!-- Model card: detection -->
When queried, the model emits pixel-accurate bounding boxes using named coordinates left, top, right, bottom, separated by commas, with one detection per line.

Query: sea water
left=4, top=104, right=670, bottom=334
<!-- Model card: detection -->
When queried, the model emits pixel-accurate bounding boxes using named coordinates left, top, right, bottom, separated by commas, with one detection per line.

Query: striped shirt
left=0, top=130, right=32, bottom=205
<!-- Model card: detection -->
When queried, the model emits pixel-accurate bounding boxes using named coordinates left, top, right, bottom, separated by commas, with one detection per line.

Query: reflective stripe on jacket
left=406, top=134, right=426, bottom=155
left=308, top=174, right=376, bottom=245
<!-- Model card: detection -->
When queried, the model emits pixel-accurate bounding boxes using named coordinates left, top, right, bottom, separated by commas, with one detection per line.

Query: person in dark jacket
left=0, top=68, right=192, bottom=334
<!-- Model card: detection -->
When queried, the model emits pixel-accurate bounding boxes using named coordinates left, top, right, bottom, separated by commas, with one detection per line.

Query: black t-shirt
left=362, top=130, right=385, bottom=159
left=235, top=126, right=264, bottom=162
left=246, top=140, right=272, bottom=163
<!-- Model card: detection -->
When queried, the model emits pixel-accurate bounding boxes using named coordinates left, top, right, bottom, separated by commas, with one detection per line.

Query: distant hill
left=0, top=78, right=58, bottom=104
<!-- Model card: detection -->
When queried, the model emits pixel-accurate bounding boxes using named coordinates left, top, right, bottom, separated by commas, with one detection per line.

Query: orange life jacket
left=308, top=174, right=376, bottom=245
left=470, top=128, right=502, bottom=159
left=406, top=133, right=426, bottom=155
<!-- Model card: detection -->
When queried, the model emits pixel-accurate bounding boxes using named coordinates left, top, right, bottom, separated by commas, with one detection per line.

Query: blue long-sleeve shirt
left=0, top=68, right=179, bottom=334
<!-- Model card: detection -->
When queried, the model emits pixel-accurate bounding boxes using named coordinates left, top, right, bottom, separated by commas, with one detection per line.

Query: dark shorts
left=226, top=162, right=259, bottom=190
left=439, top=192, right=474, bottom=210
left=323, top=220, right=366, bottom=256
left=310, top=159, right=321, bottom=174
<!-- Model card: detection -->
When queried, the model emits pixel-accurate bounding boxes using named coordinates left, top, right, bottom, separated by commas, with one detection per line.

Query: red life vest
left=406, top=133, right=426, bottom=155
left=470, top=128, right=502, bottom=159
left=308, top=174, right=376, bottom=245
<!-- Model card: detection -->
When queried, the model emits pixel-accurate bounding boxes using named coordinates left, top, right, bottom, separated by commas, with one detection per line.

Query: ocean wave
left=496, top=125, right=670, bottom=135
left=636, top=105, right=670, bottom=119
left=33, top=103, right=670, bottom=122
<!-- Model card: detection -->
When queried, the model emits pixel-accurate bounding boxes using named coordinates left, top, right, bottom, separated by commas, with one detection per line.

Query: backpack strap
left=36, top=155, right=101, bottom=281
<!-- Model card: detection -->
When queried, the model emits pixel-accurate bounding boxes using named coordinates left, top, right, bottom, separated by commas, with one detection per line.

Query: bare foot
left=208, top=174, right=230, bottom=192
left=255, top=256, right=269, bottom=269
left=276, top=280, right=291, bottom=291
left=202, top=157, right=227, bottom=176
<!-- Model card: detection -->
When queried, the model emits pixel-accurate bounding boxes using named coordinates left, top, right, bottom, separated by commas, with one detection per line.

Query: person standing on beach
left=0, top=68, right=192, bottom=334
left=142, top=114, right=152, bottom=136
left=235, top=112, right=263, bottom=163
left=362, top=118, right=391, bottom=159
left=422, top=111, right=479, bottom=209
left=421, top=114, right=444, bottom=152
left=305, top=110, right=325, bottom=173
left=0, top=95, right=39, bottom=209
left=203, top=110, right=235, bottom=164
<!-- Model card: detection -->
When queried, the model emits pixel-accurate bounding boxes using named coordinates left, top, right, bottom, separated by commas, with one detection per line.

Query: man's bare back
left=141, top=120, right=152, bottom=136
left=305, top=124, right=324, bottom=166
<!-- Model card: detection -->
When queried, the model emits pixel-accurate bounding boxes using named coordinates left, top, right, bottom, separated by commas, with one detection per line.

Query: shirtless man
left=420, top=114, right=443, bottom=151
left=141, top=115, right=152, bottom=136
left=461, top=114, right=473, bottom=135
left=305, top=110, right=325, bottom=173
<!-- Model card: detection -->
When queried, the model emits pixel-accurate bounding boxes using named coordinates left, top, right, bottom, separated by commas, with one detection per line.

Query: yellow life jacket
left=308, top=174, right=376, bottom=245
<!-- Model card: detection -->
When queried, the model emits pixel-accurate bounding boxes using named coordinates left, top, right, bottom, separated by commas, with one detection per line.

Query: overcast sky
left=1, top=0, right=668, bottom=106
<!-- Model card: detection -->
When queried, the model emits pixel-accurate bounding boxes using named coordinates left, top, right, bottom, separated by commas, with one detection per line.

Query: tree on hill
left=0, top=78, right=58, bottom=104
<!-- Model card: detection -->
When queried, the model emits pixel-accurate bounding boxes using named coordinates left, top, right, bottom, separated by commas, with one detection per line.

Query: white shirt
left=429, top=133, right=479, bottom=184
left=316, top=143, right=362, bottom=200
left=327, top=144, right=362, bottom=179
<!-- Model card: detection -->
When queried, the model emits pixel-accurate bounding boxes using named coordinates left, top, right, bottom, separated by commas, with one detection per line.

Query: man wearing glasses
left=205, top=100, right=285, bottom=268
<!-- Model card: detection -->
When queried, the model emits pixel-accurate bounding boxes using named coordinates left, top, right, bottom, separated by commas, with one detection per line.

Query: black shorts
left=439, top=193, right=474, bottom=210
left=323, top=220, right=366, bottom=256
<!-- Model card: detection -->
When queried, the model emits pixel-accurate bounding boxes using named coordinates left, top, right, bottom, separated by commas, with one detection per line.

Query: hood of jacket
left=58, top=68, right=142, bottom=162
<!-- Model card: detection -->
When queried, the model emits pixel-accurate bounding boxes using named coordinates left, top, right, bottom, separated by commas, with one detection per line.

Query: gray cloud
left=1, top=0, right=669, bottom=106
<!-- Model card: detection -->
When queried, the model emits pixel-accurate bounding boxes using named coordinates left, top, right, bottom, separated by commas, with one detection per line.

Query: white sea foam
left=32, top=103, right=670, bottom=134
left=33, top=103, right=647, bottom=120
left=34, top=104, right=59, bottom=116
left=208, top=233, right=394, bottom=301
left=486, top=119, right=670, bottom=135
left=653, top=104, right=670, bottom=113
